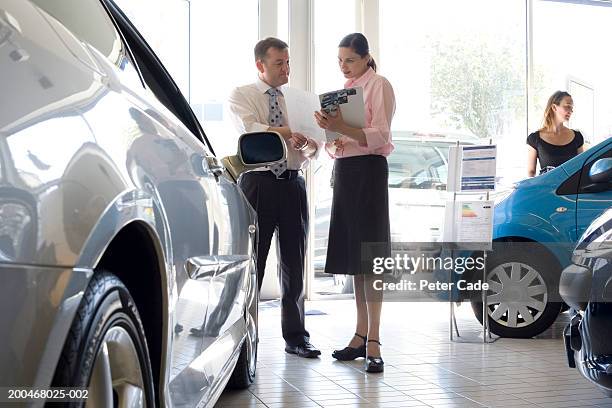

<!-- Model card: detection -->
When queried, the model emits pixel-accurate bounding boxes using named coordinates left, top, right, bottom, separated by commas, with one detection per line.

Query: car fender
left=493, top=214, right=573, bottom=268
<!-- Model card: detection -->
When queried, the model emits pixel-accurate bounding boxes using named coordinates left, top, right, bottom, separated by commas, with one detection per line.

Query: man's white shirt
left=228, top=77, right=318, bottom=170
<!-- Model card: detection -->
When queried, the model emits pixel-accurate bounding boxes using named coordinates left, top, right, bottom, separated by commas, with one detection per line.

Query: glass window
left=379, top=0, right=526, bottom=184
left=113, top=0, right=190, bottom=99
left=313, top=0, right=356, bottom=94
left=532, top=1, right=612, bottom=147
left=189, top=0, right=258, bottom=159
left=278, top=0, right=289, bottom=45
left=311, top=0, right=357, bottom=296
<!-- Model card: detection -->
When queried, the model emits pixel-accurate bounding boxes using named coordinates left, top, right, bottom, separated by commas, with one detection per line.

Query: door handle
left=206, top=156, right=224, bottom=179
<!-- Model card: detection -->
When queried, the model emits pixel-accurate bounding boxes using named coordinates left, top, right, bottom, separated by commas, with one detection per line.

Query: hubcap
left=486, top=262, right=548, bottom=328
left=88, top=326, right=146, bottom=408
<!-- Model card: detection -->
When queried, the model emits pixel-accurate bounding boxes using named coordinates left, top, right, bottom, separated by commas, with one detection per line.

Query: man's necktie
left=267, top=88, right=287, bottom=177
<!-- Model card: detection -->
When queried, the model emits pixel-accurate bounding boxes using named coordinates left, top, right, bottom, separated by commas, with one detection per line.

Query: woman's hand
left=314, top=108, right=346, bottom=133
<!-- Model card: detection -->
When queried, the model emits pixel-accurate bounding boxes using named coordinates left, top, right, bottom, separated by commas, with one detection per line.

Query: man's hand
left=268, top=126, right=293, bottom=140
left=290, top=132, right=317, bottom=157
left=289, top=132, right=308, bottom=150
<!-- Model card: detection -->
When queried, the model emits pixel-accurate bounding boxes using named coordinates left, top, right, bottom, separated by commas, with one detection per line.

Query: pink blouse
left=326, top=68, right=396, bottom=158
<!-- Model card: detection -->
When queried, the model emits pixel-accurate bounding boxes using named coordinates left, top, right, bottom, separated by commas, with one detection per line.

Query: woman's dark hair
left=338, top=33, right=376, bottom=72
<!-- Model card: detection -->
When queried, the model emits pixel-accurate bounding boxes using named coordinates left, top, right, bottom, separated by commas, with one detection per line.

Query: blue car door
left=575, top=140, right=612, bottom=238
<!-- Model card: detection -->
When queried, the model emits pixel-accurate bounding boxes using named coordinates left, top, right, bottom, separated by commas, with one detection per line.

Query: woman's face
left=338, top=47, right=370, bottom=79
left=553, top=96, right=574, bottom=123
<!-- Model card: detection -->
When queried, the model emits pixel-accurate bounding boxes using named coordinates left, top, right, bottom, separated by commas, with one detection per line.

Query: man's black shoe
left=285, top=342, right=321, bottom=358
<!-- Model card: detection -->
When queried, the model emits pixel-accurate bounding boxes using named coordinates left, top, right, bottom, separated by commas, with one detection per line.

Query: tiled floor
left=216, top=300, right=612, bottom=408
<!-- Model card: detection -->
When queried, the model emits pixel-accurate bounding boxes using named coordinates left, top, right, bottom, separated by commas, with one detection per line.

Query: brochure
left=319, top=87, right=365, bottom=142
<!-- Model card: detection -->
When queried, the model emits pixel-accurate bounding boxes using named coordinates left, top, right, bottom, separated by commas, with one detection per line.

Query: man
left=228, top=37, right=320, bottom=358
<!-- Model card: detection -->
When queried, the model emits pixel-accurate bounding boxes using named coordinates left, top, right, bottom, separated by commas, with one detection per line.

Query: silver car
left=0, top=0, right=285, bottom=406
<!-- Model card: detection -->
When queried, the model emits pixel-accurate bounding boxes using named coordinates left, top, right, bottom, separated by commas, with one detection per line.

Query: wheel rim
left=87, top=326, right=146, bottom=408
left=247, top=279, right=259, bottom=378
left=486, top=261, right=548, bottom=328
left=247, top=311, right=257, bottom=376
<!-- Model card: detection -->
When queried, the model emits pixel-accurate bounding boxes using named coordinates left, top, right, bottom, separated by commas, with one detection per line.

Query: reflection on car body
left=560, top=208, right=612, bottom=396
left=0, top=0, right=284, bottom=406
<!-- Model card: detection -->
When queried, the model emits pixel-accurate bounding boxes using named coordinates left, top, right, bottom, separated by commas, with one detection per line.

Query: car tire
left=471, top=244, right=563, bottom=338
left=227, top=337, right=257, bottom=389
left=53, top=271, right=155, bottom=407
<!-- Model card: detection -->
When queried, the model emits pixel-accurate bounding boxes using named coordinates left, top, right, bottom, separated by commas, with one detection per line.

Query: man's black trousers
left=239, top=171, right=310, bottom=346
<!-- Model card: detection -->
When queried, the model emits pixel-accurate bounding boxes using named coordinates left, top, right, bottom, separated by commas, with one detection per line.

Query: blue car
left=471, top=137, right=612, bottom=338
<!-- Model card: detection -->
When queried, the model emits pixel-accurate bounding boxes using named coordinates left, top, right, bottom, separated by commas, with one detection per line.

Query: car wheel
left=471, top=245, right=563, bottom=338
left=227, top=312, right=257, bottom=389
left=227, top=336, right=257, bottom=389
left=53, top=271, right=155, bottom=407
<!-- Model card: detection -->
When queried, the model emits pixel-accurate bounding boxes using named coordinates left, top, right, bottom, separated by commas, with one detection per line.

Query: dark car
left=561, top=207, right=612, bottom=396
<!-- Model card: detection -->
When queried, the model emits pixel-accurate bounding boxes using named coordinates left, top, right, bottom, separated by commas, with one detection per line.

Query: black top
left=527, top=130, right=584, bottom=171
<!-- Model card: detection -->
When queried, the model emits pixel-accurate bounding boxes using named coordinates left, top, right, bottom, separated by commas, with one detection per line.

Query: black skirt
left=324, top=155, right=391, bottom=275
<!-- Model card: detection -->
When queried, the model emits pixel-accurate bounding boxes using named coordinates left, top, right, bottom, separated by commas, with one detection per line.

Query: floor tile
left=214, top=301, right=611, bottom=408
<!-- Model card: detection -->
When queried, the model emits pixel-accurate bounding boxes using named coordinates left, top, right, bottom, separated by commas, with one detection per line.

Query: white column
left=258, top=0, right=282, bottom=301
left=288, top=0, right=316, bottom=299
left=526, top=0, right=533, bottom=133
left=362, top=0, right=379, bottom=70
left=259, top=0, right=278, bottom=39
left=288, top=0, right=313, bottom=91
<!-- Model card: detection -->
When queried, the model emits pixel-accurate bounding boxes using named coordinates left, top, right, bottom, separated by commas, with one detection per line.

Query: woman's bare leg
left=364, top=274, right=383, bottom=357
left=346, top=275, right=369, bottom=347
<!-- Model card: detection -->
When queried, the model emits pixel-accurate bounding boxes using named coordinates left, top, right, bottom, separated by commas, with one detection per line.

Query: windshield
left=388, top=142, right=448, bottom=189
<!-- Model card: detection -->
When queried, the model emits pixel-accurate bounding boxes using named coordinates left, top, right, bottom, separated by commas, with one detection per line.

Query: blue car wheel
left=472, top=244, right=563, bottom=338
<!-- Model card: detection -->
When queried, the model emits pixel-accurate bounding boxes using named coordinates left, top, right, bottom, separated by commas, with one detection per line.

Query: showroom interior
left=1, top=0, right=612, bottom=407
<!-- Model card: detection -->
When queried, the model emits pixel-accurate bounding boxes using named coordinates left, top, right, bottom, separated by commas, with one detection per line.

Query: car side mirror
left=221, top=131, right=287, bottom=181
left=589, top=157, right=612, bottom=184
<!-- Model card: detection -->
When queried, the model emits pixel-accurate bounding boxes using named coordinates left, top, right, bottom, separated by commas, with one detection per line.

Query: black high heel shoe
left=365, top=339, right=384, bottom=373
left=332, top=333, right=367, bottom=361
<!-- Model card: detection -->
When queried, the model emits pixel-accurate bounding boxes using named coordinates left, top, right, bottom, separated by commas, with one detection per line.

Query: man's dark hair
left=254, top=37, right=289, bottom=61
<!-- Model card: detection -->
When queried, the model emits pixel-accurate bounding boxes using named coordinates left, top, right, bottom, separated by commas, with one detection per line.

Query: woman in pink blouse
left=314, top=33, right=395, bottom=373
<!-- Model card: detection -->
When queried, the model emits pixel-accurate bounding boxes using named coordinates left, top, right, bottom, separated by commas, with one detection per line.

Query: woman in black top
left=527, top=91, right=586, bottom=176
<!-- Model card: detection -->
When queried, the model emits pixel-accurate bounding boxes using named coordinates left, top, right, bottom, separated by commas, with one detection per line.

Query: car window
left=388, top=142, right=447, bottom=189
left=101, top=0, right=213, bottom=153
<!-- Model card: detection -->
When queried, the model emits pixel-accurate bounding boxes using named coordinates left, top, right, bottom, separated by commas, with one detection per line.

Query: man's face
left=257, top=47, right=290, bottom=88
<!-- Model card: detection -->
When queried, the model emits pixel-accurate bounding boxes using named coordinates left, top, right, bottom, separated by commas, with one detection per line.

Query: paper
left=319, top=87, right=365, bottom=142
left=283, top=87, right=326, bottom=142
left=446, top=145, right=497, bottom=192
left=443, top=200, right=494, bottom=249
left=460, top=146, right=496, bottom=191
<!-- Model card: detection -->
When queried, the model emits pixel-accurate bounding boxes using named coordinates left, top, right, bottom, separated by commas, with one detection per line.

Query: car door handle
left=206, top=156, right=224, bottom=179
